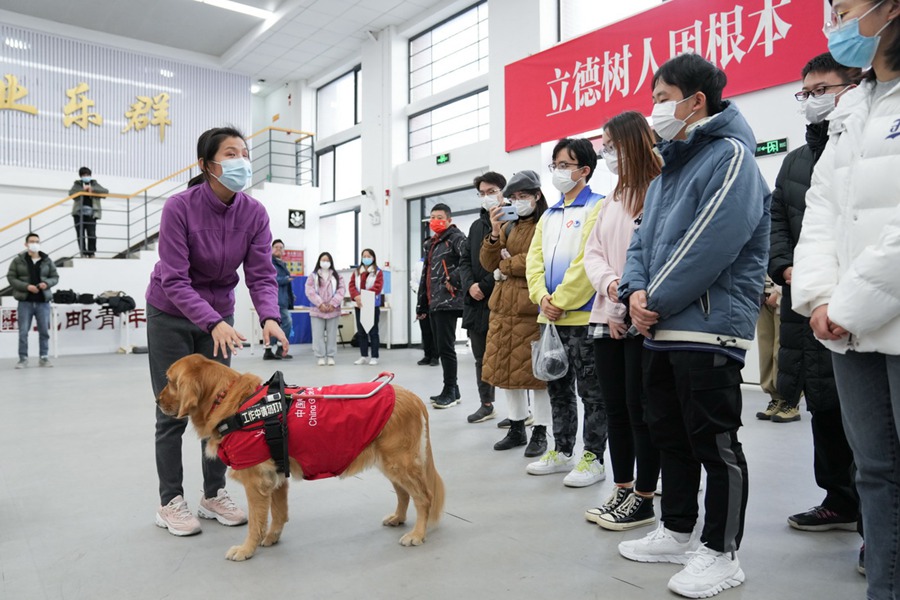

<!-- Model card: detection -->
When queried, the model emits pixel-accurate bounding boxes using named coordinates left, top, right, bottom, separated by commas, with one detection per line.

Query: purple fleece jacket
left=145, top=182, right=280, bottom=331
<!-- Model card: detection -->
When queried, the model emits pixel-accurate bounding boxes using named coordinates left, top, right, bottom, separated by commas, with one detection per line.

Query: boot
left=432, top=386, right=461, bottom=409
left=524, top=425, right=548, bottom=457
left=430, top=385, right=460, bottom=402
left=494, top=420, right=527, bottom=450
left=263, top=347, right=281, bottom=361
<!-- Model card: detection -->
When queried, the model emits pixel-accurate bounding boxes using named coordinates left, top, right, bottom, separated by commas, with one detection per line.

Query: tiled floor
left=1, top=346, right=866, bottom=599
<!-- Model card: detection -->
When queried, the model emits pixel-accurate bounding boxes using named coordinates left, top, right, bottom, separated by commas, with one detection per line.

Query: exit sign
left=755, top=138, right=788, bottom=157
left=435, top=153, right=451, bottom=165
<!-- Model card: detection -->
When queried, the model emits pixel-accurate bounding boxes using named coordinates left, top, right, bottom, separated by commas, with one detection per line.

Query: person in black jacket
left=768, top=52, right=862, bottom=532
left=417, top=203, right=468, bottom=408
left=460, top=172, right=504, bottom=424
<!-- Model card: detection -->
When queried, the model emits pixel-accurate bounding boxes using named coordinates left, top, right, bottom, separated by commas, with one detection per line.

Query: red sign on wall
left=504, top=0, right=827, bottom=152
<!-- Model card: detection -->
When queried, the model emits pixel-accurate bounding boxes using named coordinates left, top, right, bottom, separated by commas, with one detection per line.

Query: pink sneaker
left=155, top=495, right=201, bottom=536
left=198, top=489, right=248, bottom=526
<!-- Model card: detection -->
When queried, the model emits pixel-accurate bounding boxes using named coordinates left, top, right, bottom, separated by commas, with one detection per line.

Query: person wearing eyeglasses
left=459, top=172, right=505, bottom=424
left=524, top=138, right=607, bottom=489
left=793, top=2, right=900, bottom=595
left=616, top=54, right=770, bottom=598
left=768, top=54, right=863, bottom=544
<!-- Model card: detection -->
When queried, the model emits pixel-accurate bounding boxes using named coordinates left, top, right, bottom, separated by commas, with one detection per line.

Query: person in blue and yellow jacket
left=525, top=137, right=607, bottom=489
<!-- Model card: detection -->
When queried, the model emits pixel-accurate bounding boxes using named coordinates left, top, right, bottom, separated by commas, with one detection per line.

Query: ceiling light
left=250, top=79, right=265, bottom=94
left=193, top=0, right=274, bottom=20
left=4, top=38, right=30, bottom=50
left=160, top=69, right=175, bottom=78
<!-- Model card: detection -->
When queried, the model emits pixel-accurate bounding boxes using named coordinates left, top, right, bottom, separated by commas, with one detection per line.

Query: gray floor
left=1, top=345, right=866, bottom=600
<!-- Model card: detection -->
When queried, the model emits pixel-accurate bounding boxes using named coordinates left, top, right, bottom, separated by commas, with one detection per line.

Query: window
left=316, top=67, right=361, bottom=139
left=319, top=210, right=359, bottom=271
left=316, top=137, right=361, bottom=204
left=558, top=0, right=664, bottom=41
left=408, top=89, right=489, bottom=160
left=409, top=2, right=488, bottom=103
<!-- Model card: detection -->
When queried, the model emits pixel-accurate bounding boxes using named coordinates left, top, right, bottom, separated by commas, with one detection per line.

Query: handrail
left=0, top=126, right=315, bottom=234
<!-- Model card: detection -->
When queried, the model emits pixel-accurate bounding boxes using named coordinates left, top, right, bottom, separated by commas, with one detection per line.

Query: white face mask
left=604, top=151, right=619, bottom=175
left=27, top=242, right=40, bottom=253
left=513, top=198, right=535, bottom=216
left=651, top=94, right=696, bottom=141
left=481, top=194, right=501, bottom=212
left=320, top=261, right=331, bottom=270
left=802, top=94, right=837, bottom=124
left=551, top=168, right=581, bottom=194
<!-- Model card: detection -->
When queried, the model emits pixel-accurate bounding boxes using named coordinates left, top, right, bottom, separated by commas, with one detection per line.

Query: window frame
left=407, top=86, right=489, bottom=161
left=315, top=136, right=362, bottom=204
left=315, top=65, right=362, bottom=140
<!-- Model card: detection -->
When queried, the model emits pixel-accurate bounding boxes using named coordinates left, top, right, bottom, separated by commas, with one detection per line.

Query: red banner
left=504, top=0, right=827, bottom=152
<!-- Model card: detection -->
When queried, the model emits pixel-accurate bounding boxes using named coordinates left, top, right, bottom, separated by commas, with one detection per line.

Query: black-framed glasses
left=794, top=84, right=852, bottom=101
left=547, top=162, right=581, bottom=172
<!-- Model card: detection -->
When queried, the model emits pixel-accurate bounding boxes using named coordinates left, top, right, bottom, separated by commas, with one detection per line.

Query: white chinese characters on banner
left=545, top=0, right=793, bottom=118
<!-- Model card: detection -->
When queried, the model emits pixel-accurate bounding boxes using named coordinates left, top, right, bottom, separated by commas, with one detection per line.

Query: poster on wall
left=282, top=249, right=304, bottom=276
left=504, top=0, right=828, bottom=151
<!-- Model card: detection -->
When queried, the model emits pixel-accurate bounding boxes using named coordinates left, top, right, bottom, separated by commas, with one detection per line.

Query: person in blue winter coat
left=617, top=53, right=770, bottom=599
left=264, top=239, right=294, bottom=360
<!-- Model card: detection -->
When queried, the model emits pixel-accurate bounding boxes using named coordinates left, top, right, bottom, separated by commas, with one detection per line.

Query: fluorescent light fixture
left=193, top=0, right=274, bottom=20
left=160, top=69, right=175, bottom=78
left=4, top=38, right=30, bottom=50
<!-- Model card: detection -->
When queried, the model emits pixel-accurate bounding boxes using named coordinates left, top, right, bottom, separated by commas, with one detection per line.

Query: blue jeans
left=18, top=301, right=50, bottom=360
left=832, top=351, right=900, bottom=600
left=269, top=306, right=293, bottom=347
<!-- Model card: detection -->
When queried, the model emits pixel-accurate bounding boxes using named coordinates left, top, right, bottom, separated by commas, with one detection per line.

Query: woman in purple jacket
left=147, top=127, right=288, bottom=537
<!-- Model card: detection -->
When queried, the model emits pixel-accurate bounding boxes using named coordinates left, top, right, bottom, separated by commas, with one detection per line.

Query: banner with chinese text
left=504, top=0, right=827, bottom=151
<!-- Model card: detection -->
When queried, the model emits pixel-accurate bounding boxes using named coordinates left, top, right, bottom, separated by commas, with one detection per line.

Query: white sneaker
left=618, top=522, right=699, bottom=564
left=327, top=357, right=335, bottom=366
left=317, top=358, right=326, bottom=366
left=563, top=451, right=606, bottom=488
left=198, top=488, right=248, bottom=526
left=526, top=450, right=576, bottom=475
left=155, top=495, right=201, bottom=536
left=369, top=358, right=378, bottom=365
left=354, top=357, right=369, bottom=365
left=667, top=546, right=745, bottom=598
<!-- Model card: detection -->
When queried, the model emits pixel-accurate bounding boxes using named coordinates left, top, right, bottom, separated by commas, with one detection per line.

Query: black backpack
left=52, top=289, right=77, bottom=304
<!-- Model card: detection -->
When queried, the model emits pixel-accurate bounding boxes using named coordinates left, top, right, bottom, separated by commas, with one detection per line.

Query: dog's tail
left=423, top=412, right=445, bottom=524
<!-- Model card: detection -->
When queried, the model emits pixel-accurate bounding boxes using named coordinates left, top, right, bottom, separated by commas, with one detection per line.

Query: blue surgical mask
left=361, top=257, right=374, bottom=267
left=828, top=1, right=893, bottom=68
left=210, top=158, right=252, bottom=192
left=81, top=177, right=92, bottom=184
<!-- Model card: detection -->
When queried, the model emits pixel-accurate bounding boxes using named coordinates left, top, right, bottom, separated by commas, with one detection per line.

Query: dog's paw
left=382, top=514, right=406, bottom=527
left=225, top=545, right=255, bottom=561
left=261, top=532, right=281, bottom=547
left=399, top=533, right=425, bottom=547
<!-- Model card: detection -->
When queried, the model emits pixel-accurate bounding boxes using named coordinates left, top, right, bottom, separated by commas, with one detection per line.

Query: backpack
left=52, top=289, right=77, bottom=304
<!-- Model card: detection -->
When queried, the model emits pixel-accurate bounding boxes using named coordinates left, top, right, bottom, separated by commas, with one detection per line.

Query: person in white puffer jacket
left=792, top=1, right=900, bottom=596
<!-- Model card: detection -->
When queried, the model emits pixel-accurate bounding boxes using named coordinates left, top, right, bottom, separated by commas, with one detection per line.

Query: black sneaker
left=430, top=385, right=460, bottom=402
left=467, top=404, right=497, bottom=423
left=429, top=358, right=439, bottom=366
left=524, top=425, right=547, bottom=457
left=597, top=493, right=656, bottom=531
left=584, top=486, right=632, bottom=524
left=858, top=544, right=866, bottom=576
left=263, top=348, right=281, bottom=360
left=497, top=412, right=533, bottom=429
left=494, top=421, right=527, bottom=450
left=433, top=387, right=460, bottom=409
left=787, top=506, right=858, bottom=531
left=417, top=357, right=432, bottom=366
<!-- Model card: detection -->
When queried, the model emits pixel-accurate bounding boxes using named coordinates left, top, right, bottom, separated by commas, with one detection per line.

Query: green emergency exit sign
left=435, top=153, right=451, bottom=165
left=755, top=138, right=788, bottom=157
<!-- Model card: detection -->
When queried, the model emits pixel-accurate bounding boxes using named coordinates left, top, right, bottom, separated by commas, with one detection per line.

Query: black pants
left=420, top=314, right=437, bottom=360
left=594, top=336, right=659, bottom=493
left=643, top=349, right=748, bottom=553
left=430, top=310, right=461, bottom=388
left=148, top=303, right=232, bottom=506
left=468, top=328, right=495, bottom=405
left=812, top=407, right=859, bottom=517
left=73, top=215, right=97, bottom=257
left=354, top=307, right=380, bottom=358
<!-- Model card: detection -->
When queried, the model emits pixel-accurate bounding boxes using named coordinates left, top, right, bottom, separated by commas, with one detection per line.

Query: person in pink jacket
left=305, top=251, right=346, bottom=365
left=583, top=111, right=662, bottom=532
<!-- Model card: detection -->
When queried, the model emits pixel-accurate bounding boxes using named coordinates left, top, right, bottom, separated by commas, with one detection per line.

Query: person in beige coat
left=480, top=170, right=551, bottom=458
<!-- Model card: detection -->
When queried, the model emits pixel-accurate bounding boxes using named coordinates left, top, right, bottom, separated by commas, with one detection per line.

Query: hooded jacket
left=7, top=251, right=59, bottom=302
left=619, top=101, right=771, bottom=350
left=417, top=224, right=467, bottom=314
left=793, top=78, right=900, bottom=355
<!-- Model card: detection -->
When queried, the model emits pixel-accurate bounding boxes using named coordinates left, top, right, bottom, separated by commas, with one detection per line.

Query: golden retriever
left=157, top=353, right=445, bottom=561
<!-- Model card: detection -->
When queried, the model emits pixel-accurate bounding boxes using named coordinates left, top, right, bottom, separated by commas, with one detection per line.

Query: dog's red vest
left=217, top=382, right=396, bottom=480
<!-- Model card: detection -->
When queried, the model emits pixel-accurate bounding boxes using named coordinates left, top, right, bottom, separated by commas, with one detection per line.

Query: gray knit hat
left=501, top=170, right=542, bottom=197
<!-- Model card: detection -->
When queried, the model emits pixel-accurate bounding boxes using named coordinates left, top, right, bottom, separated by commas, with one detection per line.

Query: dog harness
left=215, top=373, right=396, bottom=480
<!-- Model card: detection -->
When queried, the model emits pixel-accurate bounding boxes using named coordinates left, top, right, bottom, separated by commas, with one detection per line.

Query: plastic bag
left=531, top=323, right=569, bottom=381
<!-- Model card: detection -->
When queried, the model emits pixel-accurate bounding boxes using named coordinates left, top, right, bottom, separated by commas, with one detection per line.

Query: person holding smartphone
left=69, top=167, right=108, bottom=258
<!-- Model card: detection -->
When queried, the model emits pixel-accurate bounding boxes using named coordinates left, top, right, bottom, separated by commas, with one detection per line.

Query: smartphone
left=497, top=205, right=518, bottom=222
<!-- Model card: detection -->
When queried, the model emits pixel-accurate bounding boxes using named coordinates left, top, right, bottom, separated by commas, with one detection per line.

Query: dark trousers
left=420, top=314, right=437, bottom=359
left=148, top=303, right=232, bottom=506
left=354, top=306, right=380, bottom=359
left=73, top=215, right=97, bottom=257
left=545, top=324, right=607, bottom=457
left=811, top=407, right=859, bottom=517
left=468, top=328, right=495, bottom=405
left=594, top=336, right=659, bottom=493
left=430, top=310, right=461, bottom=388
left=643, top=349, right=748, bottom=553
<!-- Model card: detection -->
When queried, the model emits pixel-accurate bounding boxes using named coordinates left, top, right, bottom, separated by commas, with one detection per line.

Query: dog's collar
left=208, top=379, right=240, bottom=417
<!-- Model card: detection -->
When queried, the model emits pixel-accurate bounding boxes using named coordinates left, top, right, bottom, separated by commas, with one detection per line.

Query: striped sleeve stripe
left=647, top=138, right=744, bottom=298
